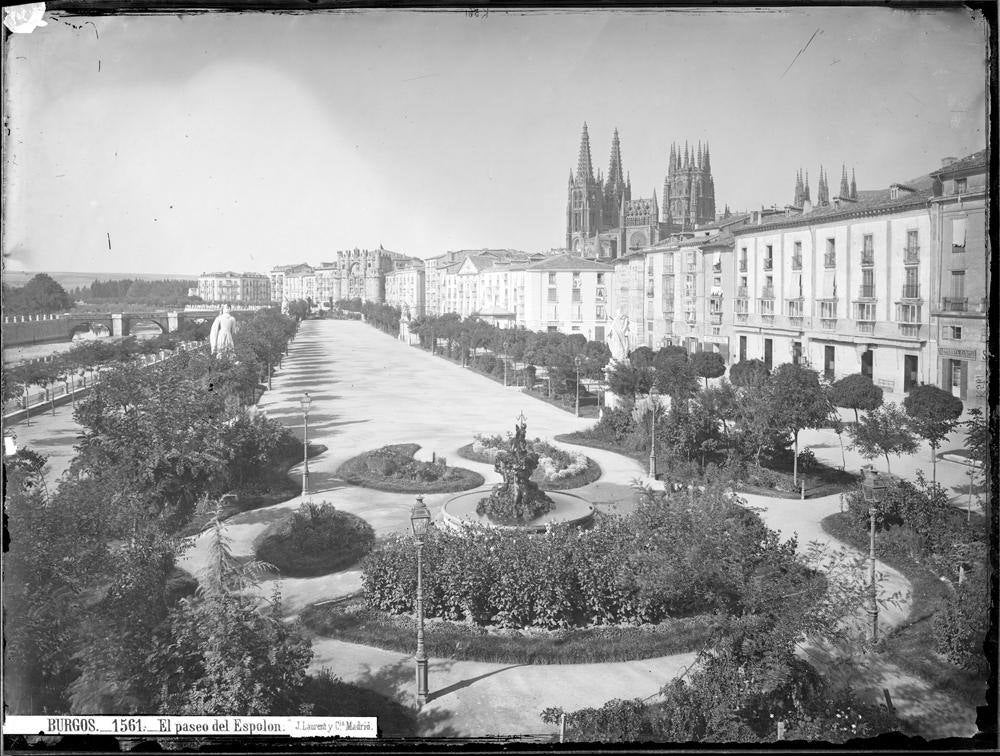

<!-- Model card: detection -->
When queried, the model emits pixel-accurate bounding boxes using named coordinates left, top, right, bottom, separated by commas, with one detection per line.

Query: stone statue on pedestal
left=210, top=304, right=237, bottom=357
left=607, top=309, right=632, bottom=365
left=476, top=414, right=553, bottom=524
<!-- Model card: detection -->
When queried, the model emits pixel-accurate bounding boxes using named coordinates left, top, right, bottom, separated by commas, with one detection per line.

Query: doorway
left=861, top=349, right=873, bottom=380
left=824, top=345, right=835, bottom=382
left=764, top=338, right=773, bottom=372
left=904, top=354, right=918, bottom=393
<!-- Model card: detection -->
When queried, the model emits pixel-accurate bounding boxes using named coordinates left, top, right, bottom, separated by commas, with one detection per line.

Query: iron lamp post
left=860, top=464, right=888, bottom=647
left=648, top=385, right=659, bottom=478
left=574, top=355, right=583, bottom=417
left=410, top=495, right=432, bottom=707
left=300, top=393, right=312, bottom=499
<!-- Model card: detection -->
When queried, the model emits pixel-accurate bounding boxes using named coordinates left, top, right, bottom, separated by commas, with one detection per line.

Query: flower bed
left=337, top=443, right=484, bottom=493
left=255, top=502, right=375, bottom=577
left=300, top=597, right=717, bottom=665
left=458, top=435, right=601, bottom=490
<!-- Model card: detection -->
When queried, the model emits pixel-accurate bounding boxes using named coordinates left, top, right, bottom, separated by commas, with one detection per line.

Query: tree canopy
left=829, top=373, right=884, bottom=423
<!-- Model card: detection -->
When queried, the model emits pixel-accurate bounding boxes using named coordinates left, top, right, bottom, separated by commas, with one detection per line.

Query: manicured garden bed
left=301, top=597, right=717, bottom=665
left=338, top=443, right=484, bottom=493
left=821, top=512, right=988, bottom=709
left=456, top=438, right=602, bottom=490
left=255, top=502, right=376, bottom=577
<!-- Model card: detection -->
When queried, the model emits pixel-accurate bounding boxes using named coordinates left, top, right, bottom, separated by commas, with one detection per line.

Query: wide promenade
left=167, top=319, right=981, bottom=739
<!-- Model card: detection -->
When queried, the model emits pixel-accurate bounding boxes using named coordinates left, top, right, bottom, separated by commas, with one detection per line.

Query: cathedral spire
left=850, top=167, right=857, bottom=199
left=703, top=142, right=711, bottom=173
left=606, top=128, right=625, bottom=189
left=683, top=141, right=690, bottom=169
left=839, top=164, right=850, bottom=198
left=804, top=170, right=811, bottom=203
left=576, top=122, right=594, bottom=181
left=696, top=140, right=703, bottom=168
left=668, top=142, right=677, bottom=174
left=794, top=168, right=804, bottom=206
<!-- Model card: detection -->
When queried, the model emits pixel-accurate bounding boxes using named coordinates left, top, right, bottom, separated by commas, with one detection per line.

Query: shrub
left=338, top=444, right=484, bottom=493
left=795, top=448, right=817, bottom=475
left=933, top=567, right=990, bottom=673
left=255, top=502, right=375, bottom=577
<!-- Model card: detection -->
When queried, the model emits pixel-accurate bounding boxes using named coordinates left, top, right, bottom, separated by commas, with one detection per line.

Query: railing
left=861, top=252, right=875, bottom=267
left=942, top=297, right=968, bottom=312
left=899, top=324, right=922, bottom=338
left=736, top=313, right=748, bottom=324
left=710, top=312, right=723, bottom=325
left=901, top=284, right=921, bottom=299
left=820, top=318, right=838, bottom=330
left=904, top=246, right=920, bottom=264
left=738, top=260, right=747, bottom=272
left=858, top=285, right=876, bottom=299
left=791, top=256, right=802, bottom=270
left=789, top=316, right=811, bottom=329
left=736, top=286, right=748, bottom=298
left=761, top=314, right=775, bottom=325
left=686, top=262, right=698, bottom=273
left=856, top=322, right=875, bottom=334
left=763, top=258, right=773, bottom=271
left=824, top=253, right=836, bottom=268
left=712, top=263, right=722, bottom=273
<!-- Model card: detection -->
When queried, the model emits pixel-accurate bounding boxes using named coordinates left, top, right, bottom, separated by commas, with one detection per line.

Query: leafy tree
left=4, top=273, right=72, bottom=314
left=652, top=346, right=698, bottom=402
left=769, top=364, right=830, bottom=484
left=607, top=357, right=653, bottom=397
left=847, top=403, right=919, bottom=473
left=829, top=373, right=884, bottom=423
left=691, top=351, right=726, bottom=389
left=963, top=408, right=990, bottom=493
left=729, top=359, right=770, bottom=389
left=903, top=384, right=964, bottom=484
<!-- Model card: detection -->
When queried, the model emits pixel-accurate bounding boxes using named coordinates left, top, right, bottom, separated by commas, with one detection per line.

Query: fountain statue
left=210, top=303, right=237, bottom=357
left=476, top=414, right=553, bottom=524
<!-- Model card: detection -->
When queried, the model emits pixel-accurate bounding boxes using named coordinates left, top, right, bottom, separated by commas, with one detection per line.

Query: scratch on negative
left=781, top=28, right=821, bottom=79
left=107, top=232, right=112, bottom=251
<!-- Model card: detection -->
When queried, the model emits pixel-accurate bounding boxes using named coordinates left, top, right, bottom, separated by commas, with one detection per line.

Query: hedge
left=255, top=502, right=375, bottom=577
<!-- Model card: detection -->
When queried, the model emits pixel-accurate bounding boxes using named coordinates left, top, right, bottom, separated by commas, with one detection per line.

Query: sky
left=2, top=7, right=989, bottom=276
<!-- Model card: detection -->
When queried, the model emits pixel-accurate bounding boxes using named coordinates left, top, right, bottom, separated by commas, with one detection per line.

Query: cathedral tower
left=662, top=138, right=716, bottom=231
left=566, top=123, right=605, bottom=252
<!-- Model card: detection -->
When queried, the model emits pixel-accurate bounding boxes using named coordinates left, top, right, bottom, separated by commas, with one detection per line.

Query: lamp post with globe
left=860, top=464, right=888, bottom=646
left=410, top=495, right=432, bottom=706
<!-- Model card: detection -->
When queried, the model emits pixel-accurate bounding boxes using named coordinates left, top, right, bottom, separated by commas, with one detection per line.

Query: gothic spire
left=804, top=170, right=811, bottom=203
left=607, top=128, right=625, bottom=189
left=668, top=142, right=676, bottom=174
left=703, top=142, right=711, bottom=173
left=850, top=167, right=857, bottom=199
left=839, top=164, right=850, bottom=198
left=794, top=169, right=804, bottom=206
left=683, top=141, right=690, bottom=169
left=576, top=122, right=594, bottom=182
left=697, top=140, right=703, bottom=168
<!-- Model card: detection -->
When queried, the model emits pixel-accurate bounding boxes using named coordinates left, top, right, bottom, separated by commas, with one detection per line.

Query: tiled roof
left=525, top=253, right=613, bottom=271
left=736, top=175, right=935, bottom=235
left=696, top=213, right=751, bottom=231
left=930, top=149, right=988, bottom=178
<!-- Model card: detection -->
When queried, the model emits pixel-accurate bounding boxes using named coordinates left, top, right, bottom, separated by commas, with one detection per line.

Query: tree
left=691, top=351, right=726, bottom=389
left=847, top=403, right=919, bottom=473
left=903, top=384, right=964, bottom=484
left=7, top=273, right=72, bottom=314
left=652, top=347, right=698, bottom=402
left=769, top=364, right=830, bottom=484
left=829, top=373, right=884, bottom=424
left=964, top=408, right=989, bottom=490
left=729, top=359, right=769, bottom=389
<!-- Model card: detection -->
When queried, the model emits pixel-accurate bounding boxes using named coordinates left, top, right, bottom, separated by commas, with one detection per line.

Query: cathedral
left=792, top=164, right=857, bottom=207
left=565, top=124, right=718, bottom=258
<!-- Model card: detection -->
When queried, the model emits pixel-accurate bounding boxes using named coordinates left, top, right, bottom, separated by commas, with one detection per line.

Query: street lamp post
left=860, top=464, right=887, bottom=647
left=574, top=355, right=582, bottom=417
left=300, top=393, right=312, bottom=499
left=410, top=495, right=432, bottom=707
left=649, top=385, right=659, bottom=478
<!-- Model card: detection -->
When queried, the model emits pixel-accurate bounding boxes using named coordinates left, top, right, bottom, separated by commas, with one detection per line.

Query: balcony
left=899, top=324, right=922, bottom=338
left=761, top=314, right=775, bottom=325
left=736, top=286, right=748, bottom=298
left=857, top=285, right=876, bottom=299
left=791, top=256, right=802, bottom=270
left=904, top=246, right=920, bottom=265
left=900, top=284, right=921, bottom=300
left=686, top=262, right=698, bottom=273
left=942, top=297, right=968, bottom=312
left=861, top=252, right=875, bottom=267
left=763, top=258, right=773, bottom=271
left=595, top=286, right=607, bottom=301
left=856, top=321, right=875, bottom=334
left=820, top=318, right=838, bottom=330
left=760, top=286, right=775, bottom=299
left=736, top=313, right=748, bottom=324
left=824, top=253, right=837, bottom=268
left=789, top=316, right=811, bottom=329
left=738, top=260, right=747, bottom=272
left=709, top=312, right=723, bottom=325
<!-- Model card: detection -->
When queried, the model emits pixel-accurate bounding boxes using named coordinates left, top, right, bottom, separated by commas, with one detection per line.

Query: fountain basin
left=441, top=488, right=595, bottom=533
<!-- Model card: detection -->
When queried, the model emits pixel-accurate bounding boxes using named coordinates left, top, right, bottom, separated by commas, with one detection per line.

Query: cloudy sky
left=3, top=7, right=988, bottom=275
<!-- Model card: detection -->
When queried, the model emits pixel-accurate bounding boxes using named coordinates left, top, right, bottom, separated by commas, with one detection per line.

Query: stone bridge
left=1, top=308, right=245, bottom=347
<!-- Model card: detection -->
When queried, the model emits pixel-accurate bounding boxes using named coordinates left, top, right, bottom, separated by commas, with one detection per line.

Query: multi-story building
left=385, top=259, right=426, bottom=318
left=427, top=249, right=534, bottom=316
left=269, top=247, right=402, bottom=305
left=729, top=174, right=935, bottom=399
left=269, top=263, right=312, bottom=304
left=197, top=271, right=271, bottom=305
left=928, top=151, right=989, bottom=409
left=522, top=254, right=614, bottom=341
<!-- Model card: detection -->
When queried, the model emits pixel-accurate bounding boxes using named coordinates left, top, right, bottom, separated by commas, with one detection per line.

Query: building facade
left=662, top=141, right=717, bottom=232
left=385, top=261, right=426, bottom=318
left=269, top=247, right=403, bottom=305
left=197, top=271, right=271, bottom=305
left=522, top=254, right=614, bottom=341
left=927, top=151, right=989, bottom=409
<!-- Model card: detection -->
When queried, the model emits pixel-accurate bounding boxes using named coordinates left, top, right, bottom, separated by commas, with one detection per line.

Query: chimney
left=941, top=156, right=957, bottom=168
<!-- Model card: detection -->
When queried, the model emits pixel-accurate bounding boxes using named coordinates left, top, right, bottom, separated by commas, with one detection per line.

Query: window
left=897, top=302, right=920, bottom=323
left=951, top=270, right=966, bottom=298
left=572, top=287, right=582, bottom=303
left=547, top=287, right=558, bottom=303
left=825, top=238, right=836, bottom=268
left=903, top=267, right=919, bottom=299
left=597, top=273, right=605, bottom=285
left=788, top=299, right=804, bottom=317
left=955, top=177, right=967, bottom=194
left=764, top=245, right=773, bottom=270
left=739, top=336, right=747, bottom=361
left=664, top=254, right=674, bottom=274
left=572, top=273, right=582, bottom=289
left=792, top=241, right=802, bottom=270
left=861, top=234, right=874, bottom=266
left=905, top=230, right=920, bottom=262
left=855, top=302, right=876, bottom=322
left=820, top=300, right=838, bottom=320
left=739, top=248, right=747, bottom=272
left=596, top=304, right=606, bottom=321
left=952, top=218, right=968, bottom=249
left=860, top=269, right=875, bottom=298
left=548, top=272, right=557, bottom=284
left=950, top=326, right=963, bottom=340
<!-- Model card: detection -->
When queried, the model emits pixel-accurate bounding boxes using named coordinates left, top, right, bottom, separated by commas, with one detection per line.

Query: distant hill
left=2, top=271, right=199, bottom=290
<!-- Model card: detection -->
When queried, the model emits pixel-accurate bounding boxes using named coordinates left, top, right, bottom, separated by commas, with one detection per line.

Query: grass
left=555, top=432, right=650, bottom=470
left=821, top=512, right=988, bottom=709
left=338, top=443, right=485, bottom=493
left=301, top=597, right=719, bottom=665
left=521, top=386, right=601, bottom=418
left=254, top=503, right=376, bottom=578
left=455, top=443, right=602, bottom=490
